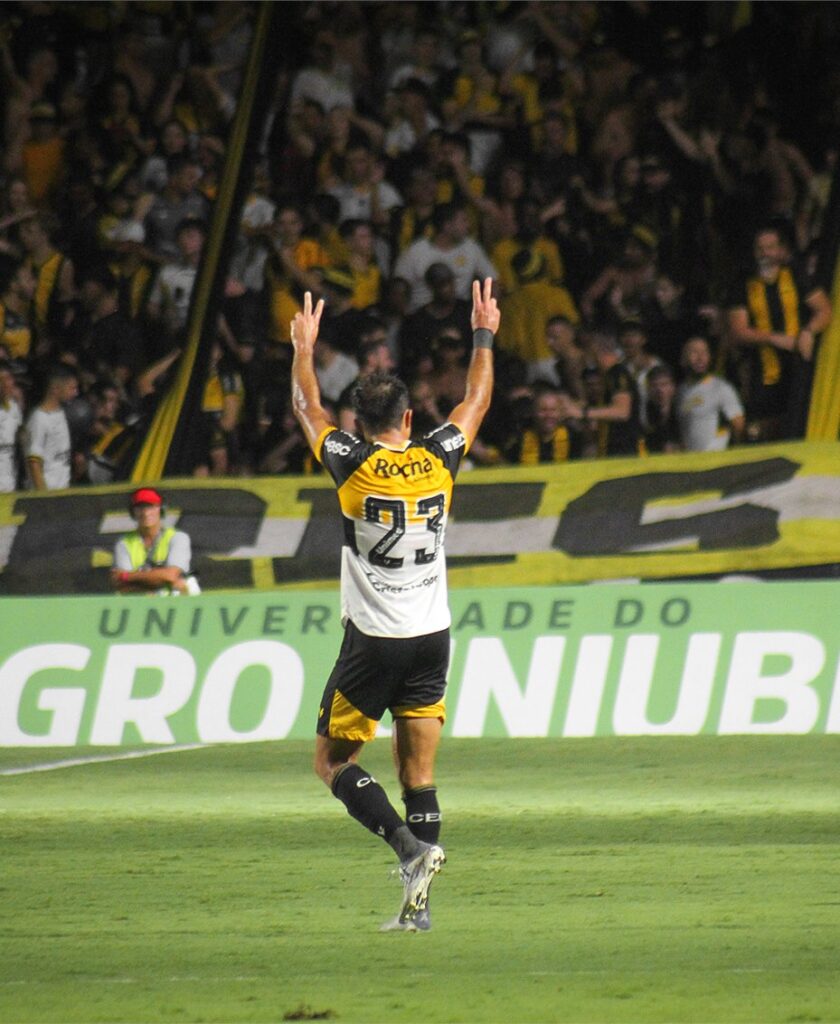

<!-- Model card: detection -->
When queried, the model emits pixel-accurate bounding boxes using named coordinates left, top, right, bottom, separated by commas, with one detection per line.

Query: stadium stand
left=0, top=1, right=837, bottom=490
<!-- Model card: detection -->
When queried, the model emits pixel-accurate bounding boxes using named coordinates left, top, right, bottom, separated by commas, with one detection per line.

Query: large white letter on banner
left=196, top=641, right=304, bottom=741
left=612, top=633, right=721, bottom=735
left=824, top=654, right=840, bottom=733
left=718, top=632, right=824, bottom=734
left=0, top=644, right=89, bottom=746
left=90, top=644, right=196, bottom=744
left=452, top=636, right=564, bottom=736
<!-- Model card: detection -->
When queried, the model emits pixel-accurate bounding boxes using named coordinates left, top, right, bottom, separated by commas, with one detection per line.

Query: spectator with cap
left=111, top=485, right=198, bottom=595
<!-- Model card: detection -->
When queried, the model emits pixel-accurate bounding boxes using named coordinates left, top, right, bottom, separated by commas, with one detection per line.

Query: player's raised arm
left=449, top=277, right=498, bottom=448
left=290, top=291, right=332, bottom=452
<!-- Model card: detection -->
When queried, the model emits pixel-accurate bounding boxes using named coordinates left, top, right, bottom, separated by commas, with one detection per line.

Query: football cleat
left=398, top=843, right=445, bottom=921
left=380, top=903, right=432, bottom=933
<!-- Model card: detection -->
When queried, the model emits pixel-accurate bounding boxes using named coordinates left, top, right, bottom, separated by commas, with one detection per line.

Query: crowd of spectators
left=0, top=1, right=836, bottom=489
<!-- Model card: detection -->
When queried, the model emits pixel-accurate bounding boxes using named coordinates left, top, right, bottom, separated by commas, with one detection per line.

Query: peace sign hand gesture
left=471, top=277, right=500, bottom=334
left=291, top=291, right=325, bottom=354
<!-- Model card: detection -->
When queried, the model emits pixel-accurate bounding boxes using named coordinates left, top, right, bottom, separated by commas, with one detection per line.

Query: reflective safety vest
left=122, top=527, right=176, bottom=570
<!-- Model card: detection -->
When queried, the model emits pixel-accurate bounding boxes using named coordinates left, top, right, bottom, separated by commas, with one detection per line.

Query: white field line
left=0, top=968, right=805, bottom=987
left=0, top=744, right=209, bottom=777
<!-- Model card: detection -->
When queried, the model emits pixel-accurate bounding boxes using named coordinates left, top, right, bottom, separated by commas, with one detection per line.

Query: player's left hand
left=291, top=291, right=325, bottom=352
left=471, top=277, right=500, bottom=333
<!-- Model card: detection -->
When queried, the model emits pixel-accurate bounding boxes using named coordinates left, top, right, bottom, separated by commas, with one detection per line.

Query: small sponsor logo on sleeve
left=439, top=433, right=466, bottom=453
left=324, top=436, right=355, bottom=457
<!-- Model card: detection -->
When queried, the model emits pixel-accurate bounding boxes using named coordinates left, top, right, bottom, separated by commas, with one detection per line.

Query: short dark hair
left=618, top=318, right=646, bottom=338
left=352, top=371, right=409, bottom=434
left=79, top=263, right=117, bottom=291
left=338, top=217, right=371, bottom=240
left=424, top=261, right=454, bottom=287
left=432, top=201, right=465, bottom=234
left=176, top=217, right=206, bottom=237
left=647, top=364, right=675, bottom=383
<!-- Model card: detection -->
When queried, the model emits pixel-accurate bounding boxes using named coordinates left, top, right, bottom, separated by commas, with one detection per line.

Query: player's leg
left=380, top=717, right=445, bottom=931
left=394, top=716, right=442, bottom=846
left=314, top=733, right=419, bottom=857
left=384, top=693, right=447, bottom=927
left=391, top=626, right=449, bottom=851
left=315, top=623, right=429, bottom=864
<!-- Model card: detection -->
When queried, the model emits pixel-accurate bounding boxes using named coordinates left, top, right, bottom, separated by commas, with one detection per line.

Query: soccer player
left=290, top=280, right=498, bottom=931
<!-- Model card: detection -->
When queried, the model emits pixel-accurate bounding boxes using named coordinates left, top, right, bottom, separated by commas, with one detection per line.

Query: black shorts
left=317, top=619, right=450, bottom=742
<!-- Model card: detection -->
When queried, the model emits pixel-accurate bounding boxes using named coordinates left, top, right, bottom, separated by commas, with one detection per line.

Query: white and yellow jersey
left=316, top=422, right=468, bottom=638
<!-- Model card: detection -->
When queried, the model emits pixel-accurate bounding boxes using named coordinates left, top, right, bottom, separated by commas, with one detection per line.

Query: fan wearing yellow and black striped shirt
left=291, top=280, right=498, bottom=932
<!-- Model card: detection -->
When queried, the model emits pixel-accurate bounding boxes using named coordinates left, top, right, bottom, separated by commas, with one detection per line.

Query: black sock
left=331, top=763, right=404, bottom=843
left=403, top=785, right=441, bottom=845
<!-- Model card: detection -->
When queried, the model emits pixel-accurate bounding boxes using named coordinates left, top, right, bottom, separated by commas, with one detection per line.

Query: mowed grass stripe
left=1, top=737, right=839, bottom=1024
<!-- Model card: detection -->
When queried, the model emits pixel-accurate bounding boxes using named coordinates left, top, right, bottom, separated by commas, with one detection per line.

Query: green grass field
left=1, top=737, right=839, bottom=1024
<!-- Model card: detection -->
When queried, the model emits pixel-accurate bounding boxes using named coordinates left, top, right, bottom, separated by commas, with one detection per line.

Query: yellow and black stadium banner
left=1, top=441, right=839, bottom=595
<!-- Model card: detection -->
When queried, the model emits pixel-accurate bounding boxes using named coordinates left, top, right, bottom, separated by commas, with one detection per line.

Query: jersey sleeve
left=422, top=422, right=468, bottom=479
left=316, top=427, right=373, bottom=487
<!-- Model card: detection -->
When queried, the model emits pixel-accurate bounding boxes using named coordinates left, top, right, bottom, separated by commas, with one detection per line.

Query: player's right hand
left=291, top=290, right=325, bottom=352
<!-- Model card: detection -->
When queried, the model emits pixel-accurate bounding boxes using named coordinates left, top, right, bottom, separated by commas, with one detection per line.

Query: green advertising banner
left=1, top=582, right=838, bottom=746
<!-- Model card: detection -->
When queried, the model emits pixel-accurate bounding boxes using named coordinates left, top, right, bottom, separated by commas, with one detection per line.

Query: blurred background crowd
left=0, top=0, right=837, bottom=490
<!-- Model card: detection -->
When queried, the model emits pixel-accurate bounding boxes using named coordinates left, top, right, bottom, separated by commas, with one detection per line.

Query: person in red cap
left=110, top=487, right=197, bottom=595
